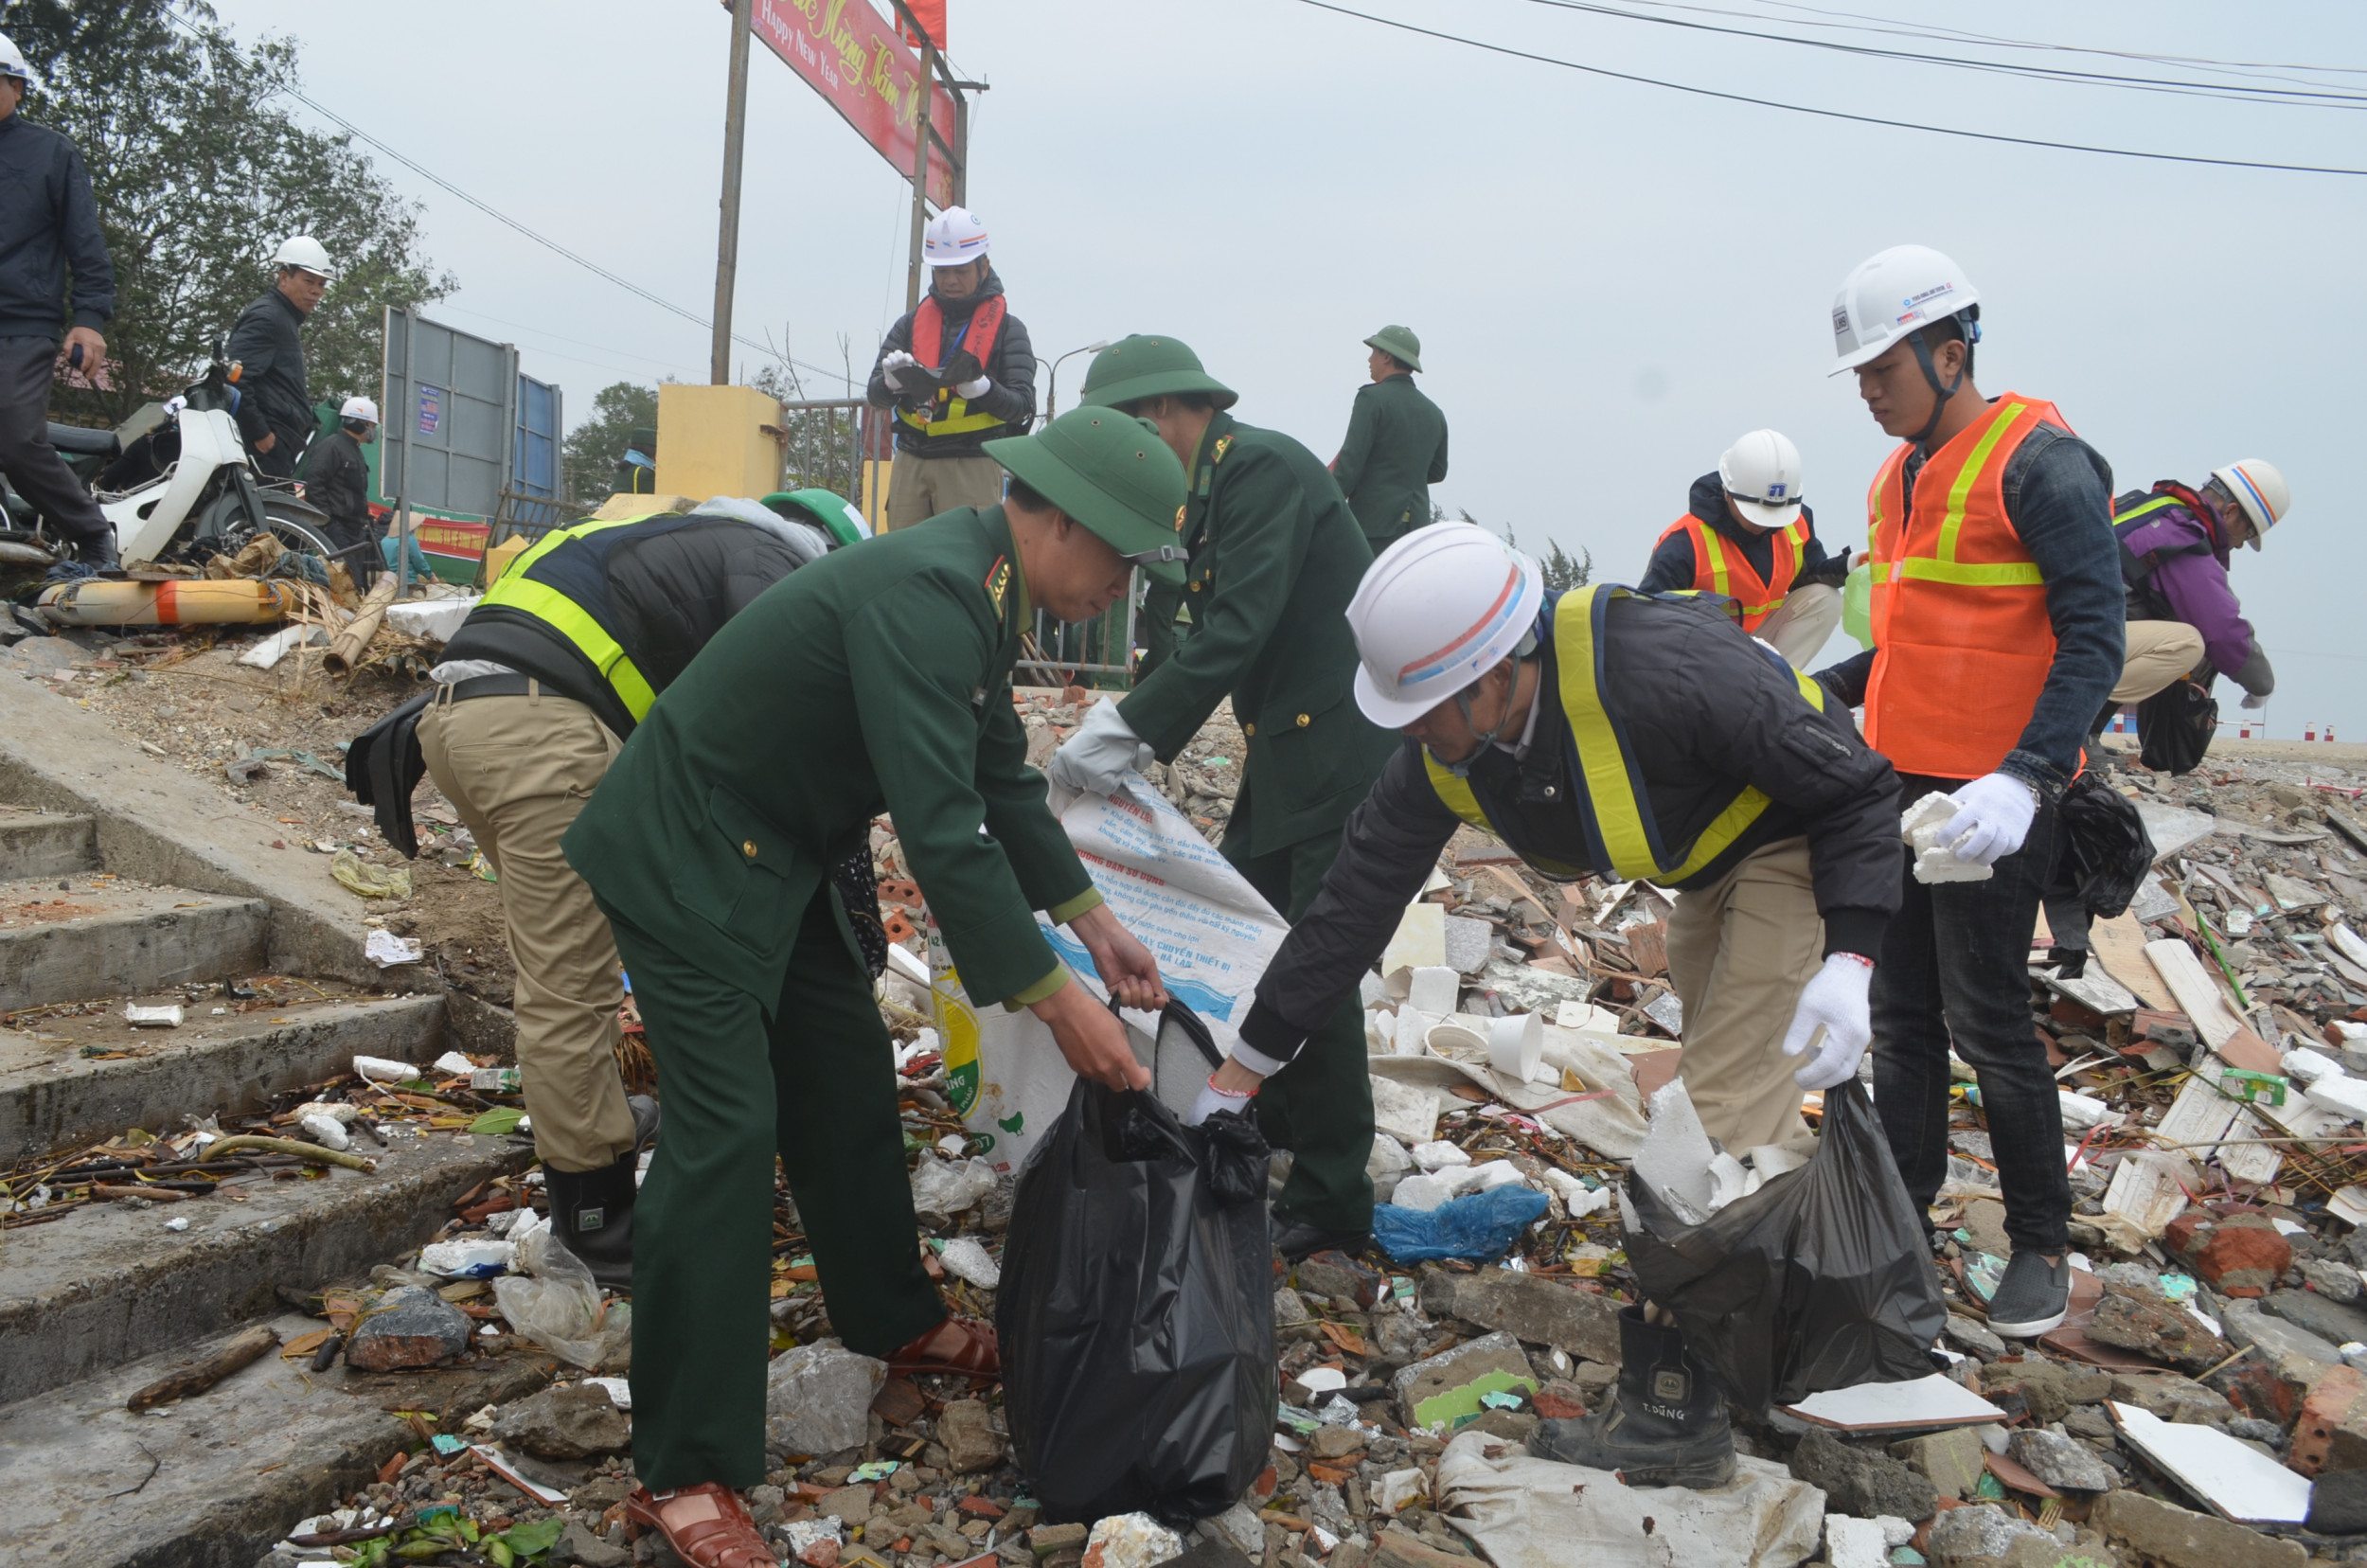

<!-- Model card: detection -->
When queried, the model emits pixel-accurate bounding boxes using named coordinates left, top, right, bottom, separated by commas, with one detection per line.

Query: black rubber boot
left=544, top=1152, right=637, bottom=1293
left=1530, top=1307, right=1736, bottom=1488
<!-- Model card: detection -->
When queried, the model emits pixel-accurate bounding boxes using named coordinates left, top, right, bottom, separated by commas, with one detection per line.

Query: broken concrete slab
left=764, top=1342, right=887, bottom=1457
left=1391, top=1331, right=1539, bottom=1433
left=2007, top=1428, right=2115, bottom=1492
left=2091, top=1488, right=2307, bottom=1567
left=1890, top=1425, right=1989, bottom=1501
left=1415, top=1269, right=1621, bottom=1364
left=489, top=1379, right=632, bottom=1459
left=1787, top=1428, right=1937, bottom=1522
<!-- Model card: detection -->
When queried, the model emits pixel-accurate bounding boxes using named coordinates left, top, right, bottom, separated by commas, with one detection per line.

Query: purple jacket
left=2112, top=486, right=2254, bottom=674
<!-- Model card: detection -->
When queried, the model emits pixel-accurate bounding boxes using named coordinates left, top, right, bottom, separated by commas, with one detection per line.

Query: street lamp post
left=1043, top=340, right=1111, bottom=421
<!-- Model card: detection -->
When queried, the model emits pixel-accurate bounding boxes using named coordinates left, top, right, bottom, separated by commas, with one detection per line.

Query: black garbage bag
left=2137, top=676, right=2217, bottom=775
left=2057, top=772, right=2157, bottom=922
left=1623, top=1079, right=1945, bottom=1413
left=997, top=1074, right=1275, bottom=1525
left=2041, top=771, right=2160, bottom=971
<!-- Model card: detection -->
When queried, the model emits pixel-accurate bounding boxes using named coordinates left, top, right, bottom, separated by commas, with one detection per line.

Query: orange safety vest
left=1863, top=393, right=2071, bottom=780
left=897, top=294, right=1010, bottom=440
left=1654, top=513, right=1804, bottom=631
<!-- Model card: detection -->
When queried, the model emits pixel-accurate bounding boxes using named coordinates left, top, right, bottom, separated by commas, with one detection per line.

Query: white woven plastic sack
left=930, top=775, right=1288, bottom=1174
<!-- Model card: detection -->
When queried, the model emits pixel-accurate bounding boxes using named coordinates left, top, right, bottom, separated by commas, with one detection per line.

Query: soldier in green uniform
left=1332, top=325, right=1449, bottom=557
left=562, top=407, right=1184, bottom=1565
left=1049, top=335, right=1398, bottom=1258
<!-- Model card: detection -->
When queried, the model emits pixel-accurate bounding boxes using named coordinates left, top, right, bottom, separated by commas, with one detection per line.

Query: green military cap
left=985, top=407, right=1191, bottom=586
left=1364, top=325, right=1423, bottom=372
left=1077, top=334, right=1237, bottom=412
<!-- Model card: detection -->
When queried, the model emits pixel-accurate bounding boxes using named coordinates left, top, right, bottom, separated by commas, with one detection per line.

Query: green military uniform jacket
left=1118, top=413, right=1397, bottom=860
left=562, top=507, right=1099, bottom=1010
left=1332, top=373, right=1449, bottom=545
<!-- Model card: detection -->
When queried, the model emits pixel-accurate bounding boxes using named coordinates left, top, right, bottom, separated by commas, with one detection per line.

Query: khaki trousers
left=418, top=686, right=634, bottom=1173
left=1754, top=583, right=1843, bottom=669
left=883, top=451, right=1006, bottom=530
left=1664, top=837, right=1824, bottom=1152
left=2111, top=620, right=2206, bottom=704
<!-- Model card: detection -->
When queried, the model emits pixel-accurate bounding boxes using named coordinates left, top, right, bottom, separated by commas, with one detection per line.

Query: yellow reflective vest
left=1420, top=584, right=1828, bottom=882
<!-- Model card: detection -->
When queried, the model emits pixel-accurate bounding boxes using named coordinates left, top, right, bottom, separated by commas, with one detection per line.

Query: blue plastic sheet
left=1372, top=1185, right=1550, bottom=1263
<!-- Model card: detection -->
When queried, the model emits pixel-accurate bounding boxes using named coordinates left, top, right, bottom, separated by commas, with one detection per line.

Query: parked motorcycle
left=0, top=343, right=340, bottom=578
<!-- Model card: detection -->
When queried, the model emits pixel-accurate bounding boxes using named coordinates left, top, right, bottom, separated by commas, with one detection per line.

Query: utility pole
left=902, top=29, right=938, bottom=315
left=709, top=0, right=754, bottom=384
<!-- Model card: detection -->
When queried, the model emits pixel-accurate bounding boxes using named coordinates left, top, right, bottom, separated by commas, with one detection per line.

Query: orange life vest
left=898, top=294, right=1009, bottom=439
left=1654, top=513, right=1804, bottom=631
left=1863, top=393, right=2072, bottom=780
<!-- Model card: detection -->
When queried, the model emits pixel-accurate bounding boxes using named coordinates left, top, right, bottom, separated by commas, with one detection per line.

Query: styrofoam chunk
left=1407, top=966, right=1461, bottom=1017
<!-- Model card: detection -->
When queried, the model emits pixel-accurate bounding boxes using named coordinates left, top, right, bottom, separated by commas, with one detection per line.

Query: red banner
left=750, top=0, right=957, bottom=207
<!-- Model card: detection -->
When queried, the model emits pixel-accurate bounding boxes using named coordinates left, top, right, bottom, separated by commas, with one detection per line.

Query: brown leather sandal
left=624, top=1483, right=773, bottom=1568
left=884, top=1314, right=1000, bottom=1382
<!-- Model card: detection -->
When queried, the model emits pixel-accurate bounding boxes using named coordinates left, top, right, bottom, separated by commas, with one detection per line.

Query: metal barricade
left=1019, top=596, right=1136, bottom=688
left=777, top=399, right=867, bottom=509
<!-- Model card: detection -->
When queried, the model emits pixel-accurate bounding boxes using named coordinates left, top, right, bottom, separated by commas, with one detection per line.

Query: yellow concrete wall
left=654, top=383, right=784, bottom=501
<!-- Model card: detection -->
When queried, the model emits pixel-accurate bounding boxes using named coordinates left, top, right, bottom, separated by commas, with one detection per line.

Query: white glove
left=880, top=349, right=917, bottom=390
left=1047, top=700, right=1153, bottom=796
left=955, top=375, right=991, bottom=399
left=1940, top=772, right=2038, bottom=867
left=1185, top=1076, right=1255, bottom=1128
left=1781, top=953, right=1875, bottom=1090
left=2241, top=691, right=2268, bottom=711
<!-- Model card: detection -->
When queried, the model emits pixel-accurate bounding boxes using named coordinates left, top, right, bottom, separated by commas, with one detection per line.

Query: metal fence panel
left=380, top=308, right=521, bottom=520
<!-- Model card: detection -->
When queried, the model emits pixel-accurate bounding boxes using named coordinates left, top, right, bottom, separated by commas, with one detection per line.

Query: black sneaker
left=1272, top=1218, right=1368, bottom=1261
left=1986, top=1250, right=2071, bottom=1338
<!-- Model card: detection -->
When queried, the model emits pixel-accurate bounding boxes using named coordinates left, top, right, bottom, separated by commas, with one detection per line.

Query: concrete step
left=0, top=873, right=271, bottom=1013
left=0, top=989, right=450, bottom=1163
left=0, top=1312, right=554, bottom=1568
left=0, top=1129, right=526, bottom=1407
left=0, top=805, right=98, bottom=880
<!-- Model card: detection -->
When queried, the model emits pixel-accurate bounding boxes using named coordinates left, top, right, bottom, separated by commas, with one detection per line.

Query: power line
left=1723, top=0, right=2367, bottom=80
left=1516, top=0, right=2367, bottom=108
left=1290, top=0, right=2367, bottom=177
left=164, top=9, right=861, bottom=392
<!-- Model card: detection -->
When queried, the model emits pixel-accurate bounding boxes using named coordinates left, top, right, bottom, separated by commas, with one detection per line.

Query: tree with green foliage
left=561, top=381, right=659, bottom=508
left=1461, top=509, right=1590, bottom=592
left=4, top=0, right=452, bottom=426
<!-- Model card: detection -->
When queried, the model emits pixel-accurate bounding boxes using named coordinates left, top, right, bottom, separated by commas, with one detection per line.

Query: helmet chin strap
left=1438, top=668, right=1515, bottom=779
left=1906, top=329, right=1969, bottom=450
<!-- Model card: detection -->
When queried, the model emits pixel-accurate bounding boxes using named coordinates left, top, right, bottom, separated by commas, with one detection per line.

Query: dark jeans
left=251, top=427, right=301, bottom=480
left=1871, top=775, right=2068, bottom=1254
left=0, top=335, right=111, bottom=550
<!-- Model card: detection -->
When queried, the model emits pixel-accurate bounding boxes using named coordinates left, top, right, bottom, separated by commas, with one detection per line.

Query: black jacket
left=1638, top=473, right=1842, bottom=597
left=297, top=428, right=371, bottom=531
left=1236, top=591, right=1900, bottom=1067
left=864, top=270, right=1036, bottom=458
left=224, top=288, right=312, bottom=450
left=440, top=513, right=812, bottom=739
left=0, top=114, right=113, bottom=341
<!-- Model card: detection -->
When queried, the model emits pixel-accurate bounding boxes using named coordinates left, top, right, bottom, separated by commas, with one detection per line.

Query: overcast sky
left=211, top=0, right=2367, bottom=736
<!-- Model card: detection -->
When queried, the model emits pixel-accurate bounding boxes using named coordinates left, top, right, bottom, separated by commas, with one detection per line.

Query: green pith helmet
left=1364, top=325, right=1422, bottom=372
left=761, top=488, right=871, bottom=547
left=1077, top=334, right=1237, bottom=412
left=985, top=407, right=1191, bottom=586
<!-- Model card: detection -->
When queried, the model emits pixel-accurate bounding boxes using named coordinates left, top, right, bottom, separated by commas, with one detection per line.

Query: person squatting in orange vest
left=1814, top=244, right=2125, bottom=1343
left=1637, top=427, right=1850, bottom=668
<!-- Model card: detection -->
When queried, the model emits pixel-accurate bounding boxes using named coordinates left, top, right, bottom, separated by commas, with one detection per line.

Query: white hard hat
left=1717, top=429, right=1805, bottom=529
left=1829, top=244, right=1978, bottom=376
left=339, top=395, right=380, bottom=425
left=1347, top=523, right=1544, bottom=728
left=273, top=235, right=336, bottom=278
left=2211, top=457, right=2289, bottom=548
left=922, top=206, right=989, bottom=269
left=0, top=31, right=32, bottom=84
